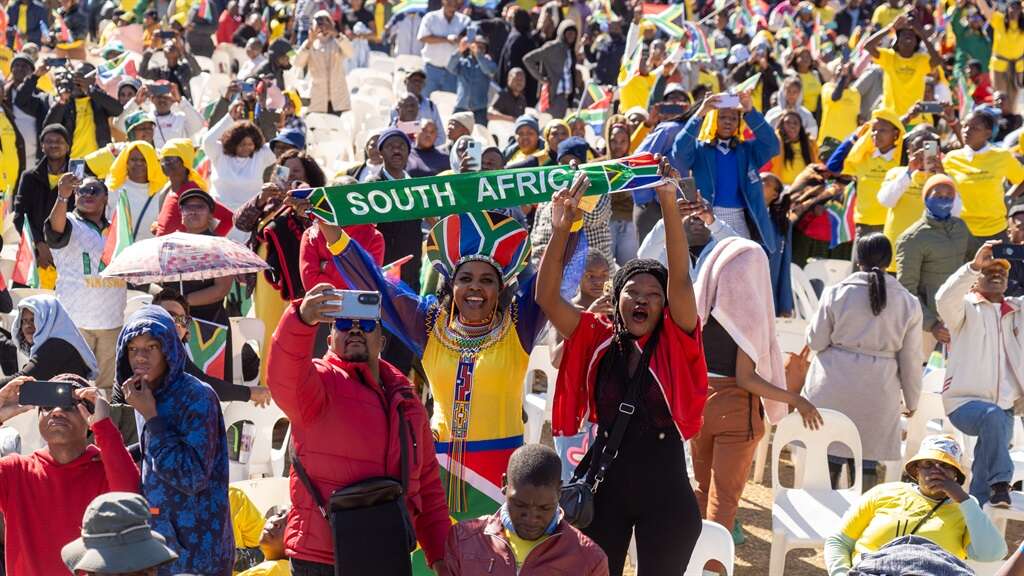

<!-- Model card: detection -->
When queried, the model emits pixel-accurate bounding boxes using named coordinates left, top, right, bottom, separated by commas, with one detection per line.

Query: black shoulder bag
left=291, top=403, right=417, bottom=576
left=559, top=329, right=660, bottom=529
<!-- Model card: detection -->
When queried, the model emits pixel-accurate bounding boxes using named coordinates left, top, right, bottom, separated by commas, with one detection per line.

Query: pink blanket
left=695, top=236, right=788, bottom=424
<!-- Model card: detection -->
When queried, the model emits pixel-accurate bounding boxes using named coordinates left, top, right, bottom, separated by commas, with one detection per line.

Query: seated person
left=238, top=507, right=289, bottom=576
left=6, top=295, right=98, bottom=385
left=443, top=444, right=609, bottom=575
left=825, top=435, right=1007, bottom=576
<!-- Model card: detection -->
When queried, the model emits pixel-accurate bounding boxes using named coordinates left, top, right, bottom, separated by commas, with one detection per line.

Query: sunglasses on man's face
left=334, top=318, right=378, bottom=333
left=77, top=185, right=105, bottom=196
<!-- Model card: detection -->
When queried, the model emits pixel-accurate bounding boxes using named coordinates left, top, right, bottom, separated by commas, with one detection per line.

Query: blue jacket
left=447, top=50, right=497, bottom=112
left=7, top=1, right=48, bottom=47
left=116, top=306, right=233, bottom=576
left=671, top=109, right=781, bottom=253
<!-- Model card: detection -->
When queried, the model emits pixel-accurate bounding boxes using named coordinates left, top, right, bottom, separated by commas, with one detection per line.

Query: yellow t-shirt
left=840, top=483, right=970, bottom=564
left=990, top=12, right=1024, bottom=72
left=229, top=487, right=264, bottom=550
left=71, top=97, right=99, bottom=159
left=818, top=82, right=862, bottom=146
left=882, top=168, right=928, bottom=271
left=800, top=71, right=822, bottom=113
left=943, top=145, right=1024, bottom=236
left=238, top=560, right=290, bottom=576
left=505, top=529, right=551, bottom=568
left=47, top=172, right=60, bottom=189
left=619, top=73, right=656, bottom=114
left=850, top=150, right=900, bottom=226
left=0, top=113, right=19, bottom=197
left=772, top=141, right=813, bottom=186
left=875, top=48, right=933, bottom=117
left=16, top=5, right=27, bottom=34
left=872, top=4, right=904, bottom=27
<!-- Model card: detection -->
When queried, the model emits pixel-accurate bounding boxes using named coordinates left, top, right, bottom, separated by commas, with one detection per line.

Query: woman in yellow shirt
left=788, top=47, right=826, bottom=116
left=864, top=14, right=943, bottom=117
left=975, top=0, right=1024, bottom=112
left=824, top=435, right=1006, bottom=575
left=770, top=110, right=819, bottom=186
left=942, top=110, right=1024, bottom=255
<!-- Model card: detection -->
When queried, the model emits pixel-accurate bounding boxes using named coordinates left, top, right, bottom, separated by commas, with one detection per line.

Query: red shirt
left=0, top=418, right=140, bottom=576
left=216, top=11, right=242, bottom=45
left=552, top=310, right=708, bottom=439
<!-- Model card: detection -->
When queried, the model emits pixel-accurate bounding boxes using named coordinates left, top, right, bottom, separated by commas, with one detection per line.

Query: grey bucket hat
left=61, top=492, right=178, bottom=573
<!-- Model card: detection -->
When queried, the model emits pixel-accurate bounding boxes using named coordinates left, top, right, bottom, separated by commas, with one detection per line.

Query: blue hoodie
left=116, top=306, right=233, bottom=576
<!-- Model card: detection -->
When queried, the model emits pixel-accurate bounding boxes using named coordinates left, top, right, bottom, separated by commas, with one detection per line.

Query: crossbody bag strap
left=397, top=402, right=410, bottom=492
left=131, top=192, right=157, bottom=240
left=290, top=442, right=329, bottom=520
left=909, top=497, right=948, bottom=536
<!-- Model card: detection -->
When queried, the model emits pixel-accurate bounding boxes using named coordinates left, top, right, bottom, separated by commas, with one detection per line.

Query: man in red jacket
left=443, top=444, right=608, bottom=575
left=267, top=283, right=451, bottom=575
left=0, top=374, right=140, bottom=576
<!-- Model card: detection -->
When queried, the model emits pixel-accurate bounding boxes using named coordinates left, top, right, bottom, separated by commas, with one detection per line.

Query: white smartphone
left=714, top=94, right=741, bottom=109
left=69, top=159, right=85, bottom=180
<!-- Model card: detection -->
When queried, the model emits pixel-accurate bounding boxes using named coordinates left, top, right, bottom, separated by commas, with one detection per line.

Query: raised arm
left=655, top=158, right=699, bottom=333
left=535, top=176, right=589, bottom=339
left=975, top=0, right=994, bottom=20
left=863, top=18, right=899, bottom=58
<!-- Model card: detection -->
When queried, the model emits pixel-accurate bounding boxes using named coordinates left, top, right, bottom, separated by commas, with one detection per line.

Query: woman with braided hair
left=802, top=233, right=923, bottom=489
left=536, top=157, right=707, bottom=575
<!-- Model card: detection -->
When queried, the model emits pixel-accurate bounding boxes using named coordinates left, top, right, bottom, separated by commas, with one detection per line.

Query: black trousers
left=583, top=425, right=703, bottom=576
left=291, top=558, right=334, bottom=576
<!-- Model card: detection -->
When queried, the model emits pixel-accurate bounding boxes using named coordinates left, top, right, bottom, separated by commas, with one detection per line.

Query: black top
left=492, top=89, right=527, bottom=121
left=0, top=337, right=91, bottom=386
left=594, top=334, right=674, bottom=431
left=185, top=359, right=252, bottom=402
left=703, top=316, right=738, bottom=378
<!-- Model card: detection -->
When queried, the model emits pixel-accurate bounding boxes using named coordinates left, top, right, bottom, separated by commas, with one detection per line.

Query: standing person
left=605, top=118, right=638, bottom=265
left=818, top=61, right=861, bottom=160
left=364, top=129, right=421, bottom=291
left=878, top=128, right=945, bottom=271
left=13, top=124, right=71, bottom=290
left=768, top=110, right=819, bottom=187
left=0, top=374, right=138, bottom=576
left=447, top=34, right=496, bottom=126
left=522, top=20, right=579, bottom=119
left=536, top=160, right=707, bottom=575
left=417, top=0, right=470, bottom=98
left=942, top=111, right=1024, bottom=256
left=104, top=141, right=167, bottom=242
left=9, top=55, right=49, bottom=163
left=863, top=14, right=942, bottom=118
left=43, top=64, right=124, bottom=160
left=1006, top=205, right=1024, bottom=297
left=266, top=286, right=450, bottom=575
left=951, top=0, right=993, bottom=78
left=442, top=444, right=609, bottom=575
left=672, top=91, right=780, bottom=247
left=974, top=0, right=1024, bottom=112
left=398, top=69, right=446, bottom=147
left=294, top=11, right=354, bottom=115
left=113, top=306, right=233, bottom=575
left=153, top=139, right=235, bottom=237
left=896, top=175, right=971, bottom=356
left=496, top=8, right=538, bottom=107
left=44, top=175, right=125, bottom=393
left=202, top=113, right=277, bottom=232
left=936, top=241, right=1024, bottom=507
left=139, top=34, right=201, bottom=103
left=802, top=234, right=924, bottom=488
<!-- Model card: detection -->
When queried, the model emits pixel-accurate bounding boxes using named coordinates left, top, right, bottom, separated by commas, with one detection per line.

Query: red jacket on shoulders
left=299, top=225, right=385, bottom=291
left=443, top=512, right=609, bottom=576
left=267, top=303, right=450, bottom=566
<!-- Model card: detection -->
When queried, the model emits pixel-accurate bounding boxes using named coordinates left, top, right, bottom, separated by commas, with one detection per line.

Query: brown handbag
left=784, top=345, right=812, bottom=401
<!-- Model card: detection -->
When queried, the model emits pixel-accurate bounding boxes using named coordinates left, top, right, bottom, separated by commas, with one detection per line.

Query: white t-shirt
left=417, top=10, right=469, bottom=68
left=108, top=181, right=160, bottom=242
left=50, top=213, right=126, bottom=330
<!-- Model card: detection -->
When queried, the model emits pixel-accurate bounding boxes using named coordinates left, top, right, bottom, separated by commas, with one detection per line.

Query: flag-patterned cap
left=426, top=211, right=531, bottom=286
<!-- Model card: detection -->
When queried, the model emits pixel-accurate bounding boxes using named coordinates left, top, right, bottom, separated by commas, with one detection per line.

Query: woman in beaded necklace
left=314, top=209, right=576, bottom=519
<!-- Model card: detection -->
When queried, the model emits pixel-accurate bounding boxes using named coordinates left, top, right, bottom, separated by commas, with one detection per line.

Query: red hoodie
left=0, top=417, right=140, bottom=576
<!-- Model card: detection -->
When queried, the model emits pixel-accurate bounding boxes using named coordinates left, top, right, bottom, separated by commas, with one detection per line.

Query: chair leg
left=768, top=534, right=787, bottom=576
left=753, top=425, right=771, bottom=484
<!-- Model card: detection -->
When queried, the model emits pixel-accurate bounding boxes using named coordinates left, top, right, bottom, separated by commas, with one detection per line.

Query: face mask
left=925, top=196, right=955, bottom=220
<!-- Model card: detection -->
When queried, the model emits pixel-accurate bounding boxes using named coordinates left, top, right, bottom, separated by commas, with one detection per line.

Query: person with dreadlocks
left=537, top=157, right=706, bottom=575
left=312, top=207, right=575, bottom=522
left=802, top=233, right=923, bottom=490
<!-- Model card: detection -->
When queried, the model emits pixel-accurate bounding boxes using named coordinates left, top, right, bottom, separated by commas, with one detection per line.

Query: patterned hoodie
left=116, top=306, right=234, bottom=575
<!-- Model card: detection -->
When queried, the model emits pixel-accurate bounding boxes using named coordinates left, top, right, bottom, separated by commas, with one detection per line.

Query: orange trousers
left=690, top=380, right=765, bottom=529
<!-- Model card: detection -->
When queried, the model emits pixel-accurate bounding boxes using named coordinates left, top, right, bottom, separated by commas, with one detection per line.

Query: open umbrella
left=100, top=232, right=269, bottom=284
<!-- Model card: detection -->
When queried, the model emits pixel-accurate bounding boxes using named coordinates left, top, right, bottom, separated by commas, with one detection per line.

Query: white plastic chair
left=222, top=400, right=288, bottom=481
left=211, top=45, right=235, bottom=74
left=789, top=263, right=820, bottom=321
left=193, top=55, right=214, bottom=73
left=229, top=317, right=265, bottom=386
left=984, top=491, right=1024, bottom=536
left=124, top=292, right=153, bottom=322
left=775, top=317, right=809, bottom=356
left=394, top=53, right=424, bottom=72
left=433, top=91, right=457, bottom=120
left=473, top=124, right=493, bottom=147
left=804, top=258, right=853, bottom=291
left=769, top=409, right=863, bottom=576
left=523, top=345, right=557, bottom=444
left=4, top=409, right=42, bottom=454
left=230, top=477, right=290, bottom=515
left=684, top=520, right=736, bottom=575
left=488, top=119, right=515, bottom=147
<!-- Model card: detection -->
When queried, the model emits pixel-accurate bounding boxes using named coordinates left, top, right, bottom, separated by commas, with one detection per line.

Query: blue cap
left=270, top=128, right=306, bottom=150
left=377, top=127, right=412, bottom=151
left=513, top=114, right=539, bottom=134
left=556, top=136, right=589, bottom=162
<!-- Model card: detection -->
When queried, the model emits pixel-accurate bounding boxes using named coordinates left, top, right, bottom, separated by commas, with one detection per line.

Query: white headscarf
left=12, top=295, right=98, bottom=379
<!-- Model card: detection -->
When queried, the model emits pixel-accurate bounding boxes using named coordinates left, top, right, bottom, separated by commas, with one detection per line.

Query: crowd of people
left=4, top=0, right=1024, bottom=573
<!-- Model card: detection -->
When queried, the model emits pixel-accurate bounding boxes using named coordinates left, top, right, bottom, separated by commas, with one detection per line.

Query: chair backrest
left=789, top=263, right=820, bottom=321
left=432, top=91, right=457, bottom=120
left=193, top=55, right=214, bottom=74
left=523, top=345, right=557, bottom=394
left=684, top=520, right=735, bottom=576
left=775, top=317, right=809, bottom=356
left=804, top=259, right=853, bottom=291
left=394, top=53, right=424, bottom=72
left=223, top=400, right=288, bottom=477
left=488, top=119, right=514, bottom=147
left=903, top=391, right=947, bottom=464
left=772, top=408, right=863, bottom=494
left=124, top=293, right=154, bottom=323
left=4, top=409, right=43, bottom=454
left=230, top=477, right=290, bottom=516
left=306, top=112, right=348, bottom=133
left=922, top=368, right=946, bottom=394
left=229, top=317, right=265, bottom=386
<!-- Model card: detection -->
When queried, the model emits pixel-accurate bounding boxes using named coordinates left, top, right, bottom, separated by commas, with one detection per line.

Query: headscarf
left=543, top=119, right=571, bottom=143
left=282, top=89, right=302, bottom=116
left=13, top=295, right=98, bottom=378
left=845, top=108, right=906, bottom=167
left=697, top=106, right=747, bottom=143
left=107, top=141, right=168, bottom=196
left=159, top=139, right=208, bottom=191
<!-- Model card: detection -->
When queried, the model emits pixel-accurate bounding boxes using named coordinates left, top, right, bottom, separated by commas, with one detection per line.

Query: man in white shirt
left=116, top=81, right=205, bottom=149
left=43, top=175, right=126, bottom=393
left=937, top=242, right=1024, bottom=509
left=416, top=0, right=470, bottom=98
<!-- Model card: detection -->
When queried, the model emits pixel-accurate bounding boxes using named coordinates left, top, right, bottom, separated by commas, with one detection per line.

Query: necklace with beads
left=430, top=303, right=515, bottom=358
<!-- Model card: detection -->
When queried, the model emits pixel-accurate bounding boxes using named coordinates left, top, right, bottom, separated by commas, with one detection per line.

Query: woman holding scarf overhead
left=105, top=140, right=167, bottom=242
left=313, top=207, right=574, bottom=519
left=537, top=158, right=707, bottom=575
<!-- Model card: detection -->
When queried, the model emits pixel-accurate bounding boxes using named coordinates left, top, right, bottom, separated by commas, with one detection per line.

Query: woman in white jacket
left=802, top=233, right=923, bottom=488
left=294, top=10, right=354, bottom=115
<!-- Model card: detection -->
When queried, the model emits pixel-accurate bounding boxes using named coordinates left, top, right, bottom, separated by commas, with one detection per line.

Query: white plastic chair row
left=433, top=91, right=457, bottom=120
left=230, top=317, right=265, bottom=387
left=804, top=258, right=852, bottom=292
left=790, top=263, right=820, bottom=321
left=523, top=345, right=557, bottom=445
left=230, top=477, right=290, bottom=515
left=223, top=399, right=288, bottom=481
left=627, top=520, right=735, bottom=575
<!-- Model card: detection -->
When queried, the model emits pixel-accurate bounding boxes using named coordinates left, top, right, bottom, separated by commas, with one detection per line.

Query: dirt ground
left=620, top=454, right=1024, bottom=576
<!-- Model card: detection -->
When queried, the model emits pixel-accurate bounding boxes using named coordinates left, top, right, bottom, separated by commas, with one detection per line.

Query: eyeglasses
left=334, top=318, right=378, bottom=333
left=77, top=185, right=105, bottom=196
left=171, top=314, right=191, bottom=328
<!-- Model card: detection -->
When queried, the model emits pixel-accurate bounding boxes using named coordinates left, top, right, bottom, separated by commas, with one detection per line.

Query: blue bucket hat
left=270, top=128, right=306, bottom=150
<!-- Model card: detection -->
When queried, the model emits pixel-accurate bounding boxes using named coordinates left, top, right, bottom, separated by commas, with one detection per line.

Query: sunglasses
left=171, top=313, right=191, bottom=328
left=334, top=318, right=378, bottom=333
left=77, top=185, right=105, bottom=196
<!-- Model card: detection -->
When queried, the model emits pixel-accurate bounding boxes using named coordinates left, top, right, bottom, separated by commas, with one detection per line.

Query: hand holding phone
left=69, top=159, right=85, bottom=180
left=18, top=380, right=75, bottom=410
left=323, top=289, right=382, bottom=319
